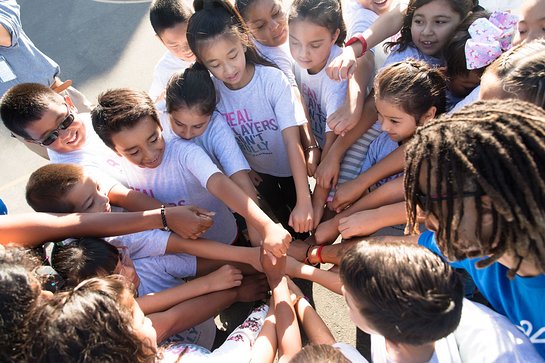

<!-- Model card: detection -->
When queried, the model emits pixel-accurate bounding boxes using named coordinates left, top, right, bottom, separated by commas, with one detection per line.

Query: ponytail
left=166, top=62, right=217, bottom=115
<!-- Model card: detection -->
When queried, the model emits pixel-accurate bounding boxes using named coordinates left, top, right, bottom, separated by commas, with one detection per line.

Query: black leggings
left=256, top=172, right=308, bottom=239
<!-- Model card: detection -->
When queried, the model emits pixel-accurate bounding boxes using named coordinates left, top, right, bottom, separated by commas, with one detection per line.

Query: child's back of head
left=290, top=344, right=351, bottom=363
left=165, top=62, right=216, bottom=115
left=0, top=246, right=40, bottom=363
left=48, top=237, right=119, bottom=290
left=340, top=241, right=463, bottom=346
left=27, top=276, right=153, bottom=363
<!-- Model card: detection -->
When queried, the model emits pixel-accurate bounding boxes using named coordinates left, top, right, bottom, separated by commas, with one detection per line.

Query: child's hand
left=314, top=217, right=340, bottom=244
left=248, top=170, right=263, bottom=187
left=263, top=222, right=292, bottom=258
left=234, top=274, right=269, bottom=302
left=338, top=211, right=379, bottom=239
left=327, top=102, right=359, bottom=137
left=314, top=153, right=340, bottom=189
left=289, top=201, right=314, bottom=233
left=305, top=147, right=321, bottom=177
left=330, top=179, right=363, bottom=213
left=326, top=46, right=358, bottom=81
left=167, top=205, right=214, bottom=239
left=248, top=247, right=264, bottom=272
left=205, top=264, right=243, bottom=292
left=261, top=247, right=286, bottom=287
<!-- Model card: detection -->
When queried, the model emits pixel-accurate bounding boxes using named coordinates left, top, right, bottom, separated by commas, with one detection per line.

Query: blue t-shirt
left=0, top=198, right=7, bottom=215
left=419, top=230, right=545, bottom=358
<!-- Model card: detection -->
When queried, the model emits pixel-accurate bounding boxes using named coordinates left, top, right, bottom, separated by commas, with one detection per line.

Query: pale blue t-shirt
left=359, top=127, right=402, bottom=187
left=419, top=230, right=545, bottom=359
left=382, top=43, right=444, bottom=69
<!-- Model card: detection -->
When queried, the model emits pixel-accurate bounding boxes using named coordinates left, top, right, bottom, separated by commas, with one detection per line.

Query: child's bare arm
left=296, top=87, right=321, bottom=178
left=286, top=256, right=342, bottom=295
left=339, top=201, right=407, bottom=239
left=315, top=95, right=377, bottom=190
left=150, top=276, right=269, bottom=343
left=207, top=172, right=291, bottom=257
left=288, top=279, right=337, bottom=345
left=230, top=170, right=263, bottom=246
left=326, top=2, right=408, bottom=80
left=331, top=145, right=406, bottom=212
left=282, top=126, right=314, bottom=233
left=137, top=265, right=243, bottom=314
left=261, top=250, right=302, bottom=362
left=165, top=233, right=262, bottom=272
left=108, top=184, right=214, bottom=238
left=0, top=207, right=205, bottom=247
left=327, top=52, right=375, bottom=136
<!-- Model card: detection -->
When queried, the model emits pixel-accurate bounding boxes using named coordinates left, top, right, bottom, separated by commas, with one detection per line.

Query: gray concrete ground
left=0, top=0, right=364, bottom=357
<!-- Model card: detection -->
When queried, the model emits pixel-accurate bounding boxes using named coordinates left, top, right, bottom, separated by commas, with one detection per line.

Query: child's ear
left=332, top=28, right=341, bottom=44
left=420, top=106, right=437, bottom=124
left=480, top=194, right=494, bottom=225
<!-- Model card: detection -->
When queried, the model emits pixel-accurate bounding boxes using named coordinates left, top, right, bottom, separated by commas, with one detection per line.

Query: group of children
left=1, top=0, right=545, bottom=361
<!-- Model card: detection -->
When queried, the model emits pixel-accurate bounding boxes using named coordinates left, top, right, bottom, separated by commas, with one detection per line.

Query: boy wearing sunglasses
left=0, top=83, right=215, bottom=237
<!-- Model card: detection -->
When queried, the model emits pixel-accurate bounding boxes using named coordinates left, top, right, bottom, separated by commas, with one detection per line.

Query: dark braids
left=405, top=99, right=545, bottom=277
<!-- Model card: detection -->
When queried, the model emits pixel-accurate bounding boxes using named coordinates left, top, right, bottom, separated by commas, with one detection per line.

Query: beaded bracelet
left=160, top=205, right=170, bottom=232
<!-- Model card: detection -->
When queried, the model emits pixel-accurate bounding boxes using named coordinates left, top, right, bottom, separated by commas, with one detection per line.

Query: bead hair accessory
left=465, top=11, right=518, bottom=70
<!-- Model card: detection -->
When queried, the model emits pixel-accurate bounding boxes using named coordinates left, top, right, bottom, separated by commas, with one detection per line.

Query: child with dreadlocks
left=404, top=99, right=545, bottom=358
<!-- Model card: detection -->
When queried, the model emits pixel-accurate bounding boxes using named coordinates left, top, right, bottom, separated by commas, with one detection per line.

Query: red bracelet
left=345, top=33, right=368, bottom=58
left=316, top=245, right=324, bottom=264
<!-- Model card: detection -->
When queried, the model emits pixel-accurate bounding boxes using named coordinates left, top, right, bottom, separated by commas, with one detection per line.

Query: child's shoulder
left=383, top=44, right=443, bottom=69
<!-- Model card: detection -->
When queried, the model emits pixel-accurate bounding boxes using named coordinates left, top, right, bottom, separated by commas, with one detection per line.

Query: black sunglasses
left=415, top=190, right=483, bottom=210
left=30, top=104, right=75, bottom=146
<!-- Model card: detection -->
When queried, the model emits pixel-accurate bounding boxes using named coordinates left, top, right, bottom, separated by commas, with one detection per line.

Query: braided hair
left=404, top=99, right=545, bottom=277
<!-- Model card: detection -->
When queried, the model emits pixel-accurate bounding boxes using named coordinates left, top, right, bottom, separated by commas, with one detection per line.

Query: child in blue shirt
left=404, top=99, right=545, bottom=358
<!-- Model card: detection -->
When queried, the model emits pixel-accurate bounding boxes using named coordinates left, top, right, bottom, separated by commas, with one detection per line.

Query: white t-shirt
left=333, top=342, right=369, bottom=362
left=371, top=334, right=461, bottom=363
left=120, top=138, right=238, bottom=244
left=161, top=111, right=250, bottom=177
left=454, top=299, right=543, bottom=362
left=149, top=51, right=192, bottom=111
left=105, top=228, right=170, bottom=260
left=193, top=112, right=250, bottom=177
left=134, top=254, right=216, bottom=350
left=294, top=45, right=347, bottom=149
left=47, top=113, right=126, bottom=192
left=255, top=40, right=297, bottom=87
left=371, top=298, right=544, bottom=363
left=213, top=65, right=306, bottom=177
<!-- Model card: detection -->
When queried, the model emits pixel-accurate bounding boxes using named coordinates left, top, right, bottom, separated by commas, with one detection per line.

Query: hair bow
left=465, top=11, right=518, bottom=70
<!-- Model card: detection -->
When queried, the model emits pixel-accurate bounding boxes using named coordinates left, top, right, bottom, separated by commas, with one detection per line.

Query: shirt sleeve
left=269, top=68, right=307, bottom=129
left=0, top=0, right=21, bottom=47
left=206, top=114, right=250, bottom=176
left=179, top=140, right=223, bottom=188
left=107, top=229, right=170, bottom=259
